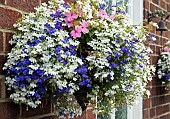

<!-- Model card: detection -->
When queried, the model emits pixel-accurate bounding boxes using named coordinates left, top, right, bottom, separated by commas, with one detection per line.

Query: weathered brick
left=0, top=31, right=3, bottom=52
left=87, top=109, right=96, bottom=119
left=159, top=0, right=166, bottom=9
left=155, top=46, right=162, bottom=55
left=144, top=0, right=150, bottom=10
left=143, top=98, right=150, bottom=109
left=0, top=7, right=22, bottom=29
left=156, top=106, right=164, bottom=116
left=5, top=32, right=13, bottom=52
left=0, top=0, right=5, bottom=4
left=0, top=102, right=20, bottom=119
left=167, top=4, right=170, bottom=12
left=152, top=0, right=158, bottom=5
left=6, top=0, right=41, bottom=12
left=143, top=109, right=150, bottom=119
left=150, top=55, right=159, bottom=65
left=150, top=108, right=156, bottom=118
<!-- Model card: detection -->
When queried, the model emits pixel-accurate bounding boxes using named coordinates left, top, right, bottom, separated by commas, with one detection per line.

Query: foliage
left=3, top=0, right=155, bottom=117
left=158, top=41, right=170, bottom=90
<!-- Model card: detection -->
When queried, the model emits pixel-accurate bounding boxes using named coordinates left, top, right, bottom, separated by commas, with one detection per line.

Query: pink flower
left=70, top=26, right=82, bottom=39
left=65, top=12, right=78, bottom=22
left=98, top=10, right=108, bottom=19
left=80, top=20, right=90, bottom=34
left=65, top=19, right=73, bottom=27
left=164, top=47, right=170, bottom=52
left=110, top=14, right=115, bottom=20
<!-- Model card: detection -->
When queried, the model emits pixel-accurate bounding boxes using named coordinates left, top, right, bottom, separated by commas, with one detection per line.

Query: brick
left=152, top=0, right=158, bottom=5
left=150, top=108, right=156, bottom=118
left=159, top=115, right=168, bottom=119
left=74, top=110, right=86, bottom=119
left=150, top=55, right=159, bottom=65
left=143, top=98, right=150, bottom=109
left=150, top=45, right=156, bottom=54
left=5, top=32, right=13, bottom=52
left=162, top=105, right=169, bottom=113
left=162, top=31, right=170, bottom=39
left=152, top=77, right=162, bottom=86
left=41, top=0, right=49, bottom=3
left=0, top=0, right=5, bottom=4
left=167, top=4, right=170, bottom=12
left=144, top=0, right=150, bottom=10
left=0, top=32, right=3, bottom=52
left=0, top=76, right=6, bottom=98
left=6, top=0, right=41, bottom=12
left=156, top=106, right=163, bottom=116
left=159, top=0, right=166, bottom=9
left=0, top=102, right=20, bottom=119
left=0, top=7, right=22, bottom=29
left=143, top=109, right=150, bottom=119
left=40, top=115, right=58, bottom=119
left=21, top=98, right=52, bottom=118
left=0, top=55, right=6, bottom=75
left=155, top=46, right=162, bottom=55
left=87, top=109, right=96, bottom=119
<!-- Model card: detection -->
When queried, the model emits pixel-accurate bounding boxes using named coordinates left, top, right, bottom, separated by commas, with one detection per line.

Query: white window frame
left=127, top=1, right=143, bottom=119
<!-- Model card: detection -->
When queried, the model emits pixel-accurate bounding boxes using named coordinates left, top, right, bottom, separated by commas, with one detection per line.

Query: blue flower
left=35, top=69, right=44, bottom=76
left=116, top=39, right=120, bottom=43
left=13, top=82, right=19, bottom=86
left=165, top=74, right=170, bottom=80
left=139, top=65, right=143, bottom=68
left=31, top=75, right=39, bottom=80
left=70, top=50, right=76, bottom=55
left=79, top=80, right=86, bottom=86
left=114, top=53, right=121, bottom=57
left=87, top=84, right=91, bottom=88
left=106, top=57, right=111, bottom=61
left=121, top=47, right=129, bottom=53
left=20, top=84, right=25, bottom=88
left=109, top=63, right=118, bottom=69
left=34, top=92, right=40, bottom=98
left=99, top=4, right=105, bottom=9
left=56, top=46, right=62, bottom=53
left=62, top=61, right=68, bottom=65
left=57, top=56, right=62, bottom=61
left=39, top=35, right=45, bottom=40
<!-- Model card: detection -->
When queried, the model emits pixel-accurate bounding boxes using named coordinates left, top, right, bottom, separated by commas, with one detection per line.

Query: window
left=97, top=0, right=143, bottom=119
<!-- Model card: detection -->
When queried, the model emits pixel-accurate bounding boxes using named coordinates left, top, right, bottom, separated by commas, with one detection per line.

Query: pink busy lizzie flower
left=65, top=19, right=73, bottom=27
left=80, top=20, right=90, bottom=34
left=110, top=14, right=115, bottom=20
left=98, top=10, right=108, bottom=19
left=164, top=47, right=170, bottom=52
left=65, top=12, right=78, bottom=22
left=71, top=26, right=82, bottom=39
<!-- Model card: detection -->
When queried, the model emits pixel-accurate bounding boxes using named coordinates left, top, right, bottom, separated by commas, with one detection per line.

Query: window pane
left=115, top=105, right=127, bottom=119
left=98, top=114, right=111, bottom=119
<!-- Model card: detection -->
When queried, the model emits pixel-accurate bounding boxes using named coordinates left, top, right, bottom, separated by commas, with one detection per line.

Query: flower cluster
left=3, top=0, right=155, bottom=117
left=157, top=41, right=170, bottom=90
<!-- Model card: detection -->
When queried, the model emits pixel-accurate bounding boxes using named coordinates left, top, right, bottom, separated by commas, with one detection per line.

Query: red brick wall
left=143, top=0, right=170, bottom=119
left=0, top=0, right=95, bottom=119
left=0, top=0, right=56, bottom=119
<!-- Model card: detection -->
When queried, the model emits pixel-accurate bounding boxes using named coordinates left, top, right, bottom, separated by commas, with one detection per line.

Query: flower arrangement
left=157, top=41, right=170, bottom=90
left=3, top=0, right=155, bottom=117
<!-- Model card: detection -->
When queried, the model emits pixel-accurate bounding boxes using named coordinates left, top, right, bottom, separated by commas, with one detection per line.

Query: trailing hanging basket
left=3, top=0, right=156, bottom=118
